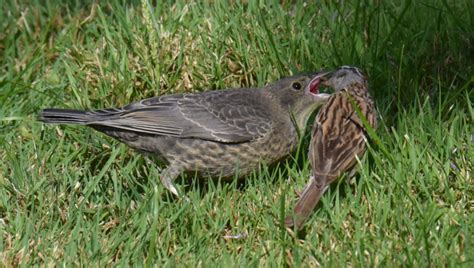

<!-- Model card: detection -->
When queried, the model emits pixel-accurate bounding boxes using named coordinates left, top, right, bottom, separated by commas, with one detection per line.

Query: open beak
left=318, top=70, right=333, bottom=86
left=307, top=70, right=333, bottom=96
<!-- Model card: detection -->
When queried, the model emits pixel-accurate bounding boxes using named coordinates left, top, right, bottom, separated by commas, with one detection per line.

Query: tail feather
left=284, top=176, right=329, bottom=230
left=38, top=108, right=92, bottom=124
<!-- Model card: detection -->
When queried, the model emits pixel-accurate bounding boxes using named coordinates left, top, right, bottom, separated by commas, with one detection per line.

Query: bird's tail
left=38, top=108, right=92, bottom=124
left=284, top=175, right=329, bottom=230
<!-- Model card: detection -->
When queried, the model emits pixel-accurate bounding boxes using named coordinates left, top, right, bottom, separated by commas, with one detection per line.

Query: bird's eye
left=291, top=82, right=302, bottom=90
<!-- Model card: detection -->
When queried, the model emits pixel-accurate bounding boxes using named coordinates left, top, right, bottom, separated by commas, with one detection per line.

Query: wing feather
left=87, top=88, right=274, bottom=143
left=310, top=94, right=367, bottom=182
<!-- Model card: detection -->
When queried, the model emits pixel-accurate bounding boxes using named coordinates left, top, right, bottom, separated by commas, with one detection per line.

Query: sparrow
left=39, top=72, right=330, bottom=197
left=285, top=66, right=377, bottom=230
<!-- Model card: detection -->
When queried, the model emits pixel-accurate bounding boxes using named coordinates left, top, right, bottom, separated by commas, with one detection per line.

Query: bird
left=285, top=66, right=377, bottom=230
left=39, top=72, right=331, bottom=197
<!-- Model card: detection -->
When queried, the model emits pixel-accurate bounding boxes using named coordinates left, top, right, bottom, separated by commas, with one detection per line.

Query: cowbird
left=39, top=73, right=330, bottom=197
left=285, top=66, right=377, bottom=230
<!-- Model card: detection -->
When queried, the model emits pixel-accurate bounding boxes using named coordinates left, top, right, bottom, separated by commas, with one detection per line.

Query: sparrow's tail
left=38, top=108, right=92, bottom=124
left=284, top=176, right=329, bottom=230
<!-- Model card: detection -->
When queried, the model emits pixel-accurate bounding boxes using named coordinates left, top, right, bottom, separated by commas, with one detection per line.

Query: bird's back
left=310, top=84, right=376, bottom=181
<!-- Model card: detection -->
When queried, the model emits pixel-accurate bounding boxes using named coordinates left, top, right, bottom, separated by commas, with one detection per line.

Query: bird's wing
left=88, top=89, right=274, bottom=143
left=309, top=94, right=367, bottom=182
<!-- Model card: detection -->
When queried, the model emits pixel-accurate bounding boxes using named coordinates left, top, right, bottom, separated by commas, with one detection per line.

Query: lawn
left=0, top=0, right=473, bottom=266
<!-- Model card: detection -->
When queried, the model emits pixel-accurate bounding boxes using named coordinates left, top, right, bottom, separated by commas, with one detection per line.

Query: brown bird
left=39, top=73, right=330, bottom=197
left=285, top=66, right=377, bottom=230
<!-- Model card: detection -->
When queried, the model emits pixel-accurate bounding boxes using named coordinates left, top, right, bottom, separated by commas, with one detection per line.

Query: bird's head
left=265, top=71, right=331, bottom=133
left=320, top=66, right=367, bottom=91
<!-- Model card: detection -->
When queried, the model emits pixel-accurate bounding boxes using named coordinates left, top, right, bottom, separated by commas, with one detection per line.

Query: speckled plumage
left=285, top=66, right=377, bottom=230
left=39, top=73, right=330, bottom=196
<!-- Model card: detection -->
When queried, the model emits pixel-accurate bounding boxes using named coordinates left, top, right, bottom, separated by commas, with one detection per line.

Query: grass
left=1, top=0, right=473, bottom=266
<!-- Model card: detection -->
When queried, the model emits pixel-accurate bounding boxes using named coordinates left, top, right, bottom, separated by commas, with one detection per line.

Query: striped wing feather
left=87, top=89, right=274, bottom=143
left=310, top=92, right=368, bottom=183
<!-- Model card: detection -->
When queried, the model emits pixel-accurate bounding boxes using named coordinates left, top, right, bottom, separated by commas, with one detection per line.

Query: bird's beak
left=306, top=70, right=333, bottom=96
left=317, top=70, right=333, bottom=86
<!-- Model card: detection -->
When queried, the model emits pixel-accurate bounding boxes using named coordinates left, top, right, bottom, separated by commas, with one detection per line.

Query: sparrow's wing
left=85, top=89, right=274, bottom=143
left=310, top=93, right=367, bottom=183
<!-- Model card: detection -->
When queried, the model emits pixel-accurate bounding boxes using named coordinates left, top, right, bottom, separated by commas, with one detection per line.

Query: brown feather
left=286, top=67, right=377, bottom=230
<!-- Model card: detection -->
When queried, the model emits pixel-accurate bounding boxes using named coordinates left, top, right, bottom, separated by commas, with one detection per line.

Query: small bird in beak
left=285, top=66, right=377, bottom=230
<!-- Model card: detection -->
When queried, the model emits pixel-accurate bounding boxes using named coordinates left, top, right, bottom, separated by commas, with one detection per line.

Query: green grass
left=1, top=0, right=473, bottom=266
